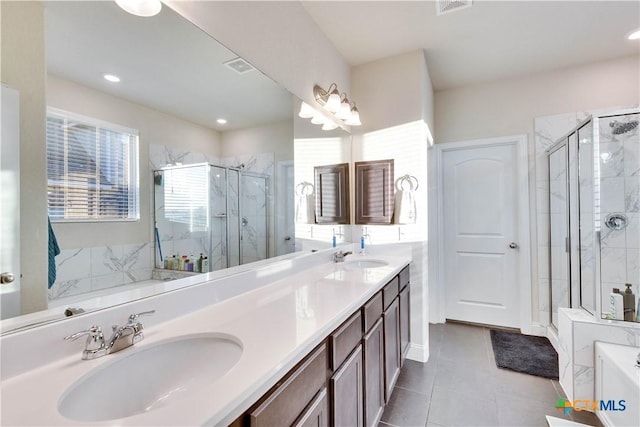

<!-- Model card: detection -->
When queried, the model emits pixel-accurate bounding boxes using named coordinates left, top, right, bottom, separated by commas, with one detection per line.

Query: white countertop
left=1, top=253, right=410, bottom=426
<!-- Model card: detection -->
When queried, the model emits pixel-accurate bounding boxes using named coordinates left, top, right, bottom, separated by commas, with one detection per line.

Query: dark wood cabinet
left=249, top=343, right=329, bottom=427
left=314, top=163, right=350, bottom=224
left=330, top=345, right=364, bottom=427
left=354, top=159, right=394, bottom=224
left=383, top=297, right=400, bottom=403
left=399, top=285, right=410, bottom=364
left=293, top=388, right=329, bottom=427
left=363, top=318, right=384, bottom=427
left=236, top=265, right=410, bottom=427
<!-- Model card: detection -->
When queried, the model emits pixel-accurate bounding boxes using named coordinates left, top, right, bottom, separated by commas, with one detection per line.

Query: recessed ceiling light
left=103, top=74, right=121, bottom=83
left=115, top=0, right=162, bottom=17
left=217, top=118, right=228, bottom=125
left=628, top=29, right=640, bottom=40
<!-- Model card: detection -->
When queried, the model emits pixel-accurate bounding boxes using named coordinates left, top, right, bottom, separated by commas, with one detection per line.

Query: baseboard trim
left=406, top=342, right=428, bottom=363
left=528, top=322, right=547, bottom=337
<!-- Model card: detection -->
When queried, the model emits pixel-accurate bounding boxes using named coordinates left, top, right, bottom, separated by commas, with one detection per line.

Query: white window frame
left=46, top=107, right=140, bottom=222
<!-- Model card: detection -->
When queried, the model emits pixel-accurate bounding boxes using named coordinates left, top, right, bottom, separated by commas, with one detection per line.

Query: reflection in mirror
left=293, top=98, right=352, bottom=250
left=1, top=1, right=294, bottom=330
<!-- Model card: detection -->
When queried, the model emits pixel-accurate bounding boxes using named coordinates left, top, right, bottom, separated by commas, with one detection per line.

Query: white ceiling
left=44, top=1, right=293, bottom=131
left=301, top=0, right=640, bottom=91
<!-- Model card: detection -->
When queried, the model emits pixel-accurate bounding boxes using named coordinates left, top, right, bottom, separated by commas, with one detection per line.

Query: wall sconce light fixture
left=298, top=83, right=361, bottom=129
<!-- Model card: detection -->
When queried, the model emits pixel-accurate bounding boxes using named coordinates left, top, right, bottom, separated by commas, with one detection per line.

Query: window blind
left=46, top=109, right=139, bottom=221
left=162, top=166, right=209, bottom=232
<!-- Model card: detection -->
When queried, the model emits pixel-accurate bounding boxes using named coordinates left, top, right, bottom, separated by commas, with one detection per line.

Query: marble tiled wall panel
left=558, top=308, right=640, bottom=402
left=49, top=243, right=154, bottom=300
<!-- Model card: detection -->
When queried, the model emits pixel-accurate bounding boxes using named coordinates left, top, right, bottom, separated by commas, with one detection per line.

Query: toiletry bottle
left=360, top=232, right=366, bottom=255
left=610, top=288, right=624, bottom=320
left=202, top=256, right=209, bottom=273
left=332, top=228, right=337, bottom=248
left=197, top=253, right=203, bottom=273
left=623, top=283, right=636, bottom=322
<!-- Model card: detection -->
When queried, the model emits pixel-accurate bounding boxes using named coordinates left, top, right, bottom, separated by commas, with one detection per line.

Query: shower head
left=609, top=120, right=639, bottom=135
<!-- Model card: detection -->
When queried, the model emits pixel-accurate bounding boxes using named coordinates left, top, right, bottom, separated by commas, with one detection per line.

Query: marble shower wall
left=48, top=243, right=154, bottom=300
left=534, top=108, right=639, bottom=324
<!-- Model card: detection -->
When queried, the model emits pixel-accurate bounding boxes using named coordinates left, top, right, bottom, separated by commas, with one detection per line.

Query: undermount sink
left=343, top=259, right=389, bottom=269
left=58, top=333, right=243, bottom=422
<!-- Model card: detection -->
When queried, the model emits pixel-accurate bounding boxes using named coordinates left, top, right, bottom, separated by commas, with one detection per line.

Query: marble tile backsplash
left=49, top=243, right=154, bottom=300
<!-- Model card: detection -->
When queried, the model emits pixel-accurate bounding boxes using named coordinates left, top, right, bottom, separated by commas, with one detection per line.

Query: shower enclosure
left=547, top=108, right=639, bottom=326
left=153, top=163, right=269, bottom=273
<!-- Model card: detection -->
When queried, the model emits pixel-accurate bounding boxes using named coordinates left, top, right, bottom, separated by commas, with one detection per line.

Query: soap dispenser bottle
left=359, top=228, right=366, bottom=255
left=332, top=228, right=337, bottom=248
left=623, top=283, right=636, bottom=322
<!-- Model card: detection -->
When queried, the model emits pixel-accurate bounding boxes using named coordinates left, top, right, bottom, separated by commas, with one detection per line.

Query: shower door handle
left=508, top=242, right=518, bottom=249
left=1, top=272, right=15, bottom=284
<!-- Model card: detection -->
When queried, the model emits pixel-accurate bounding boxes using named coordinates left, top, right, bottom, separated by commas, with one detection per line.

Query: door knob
left=1, top=272, right=15, bottom=284
left=508, top=242, right=518, bottom=249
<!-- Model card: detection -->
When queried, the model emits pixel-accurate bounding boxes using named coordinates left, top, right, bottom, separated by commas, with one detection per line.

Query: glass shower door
left=239, top=172, right=268, bottom=265
left=548, top=142, right=571, bottom=328
left=578, top=120, right=596, bottom=314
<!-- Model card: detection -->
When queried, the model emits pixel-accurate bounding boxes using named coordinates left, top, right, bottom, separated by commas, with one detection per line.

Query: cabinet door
left=249, top=343, right=329, bottom=427
left=293, top=388, right=329, bottom=427
left=363, top=318, right=384, bottom=427
left=383, top=298, right=400, bottom=402
left=314, top=163, right=350, bottom=224
left=330, top=344, right=364, bottom=427
left=399, top=285, right=410, bottom=364
left=354, top=159, right=394, bottom=224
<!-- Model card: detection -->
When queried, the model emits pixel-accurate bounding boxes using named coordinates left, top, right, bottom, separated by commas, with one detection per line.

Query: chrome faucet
left=65, top=310, right=155, bottom=360
left=332, top=250, right=353, bottom=263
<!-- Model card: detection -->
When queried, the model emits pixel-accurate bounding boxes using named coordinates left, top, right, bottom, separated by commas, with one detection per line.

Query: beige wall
left=1, top=1, right=48, bottom=314
left=434, top=54, right=640, bottom=144
left=47, top=74, right=221, bottom=250
left=221, top=119, right=293, bottom=165
left=165, top=0, right=350, bottom=110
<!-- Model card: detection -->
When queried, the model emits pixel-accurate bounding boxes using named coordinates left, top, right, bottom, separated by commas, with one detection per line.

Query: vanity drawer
left=362, top=291, right=383, bottom=333
left=249, top=343, right=329, bottom=427
left=382, top=277, right=399, bottom=310
left=329, top=311, right=363, bottom=370
left=399, top=265, right=410, bottom=291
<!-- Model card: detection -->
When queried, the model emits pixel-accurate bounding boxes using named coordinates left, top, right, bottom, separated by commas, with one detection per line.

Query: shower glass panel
left=578, top=121, right=596, bottom=314
left=548, top=143, right=571, bottom=328
left=597, top=113, right=639, bottom=320
left=154, top=164, right=270, bottom=274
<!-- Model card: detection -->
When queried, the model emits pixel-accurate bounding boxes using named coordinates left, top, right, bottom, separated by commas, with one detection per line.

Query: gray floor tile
left=570, top=408, right=604, bottom=426
left=434, top=356, right=496, bottom=400
left=427, top=383, right=499, bottom=426
left=497, top=394, right=566, bottom=426
left=395, top=359, right=437, bottom=396
left=380, top=386, right=430, bottom=427
left=492, top=367, right=560, bottom=406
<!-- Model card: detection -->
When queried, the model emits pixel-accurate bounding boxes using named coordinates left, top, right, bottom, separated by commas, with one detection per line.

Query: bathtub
left=595, top=342, right=640, bottom=427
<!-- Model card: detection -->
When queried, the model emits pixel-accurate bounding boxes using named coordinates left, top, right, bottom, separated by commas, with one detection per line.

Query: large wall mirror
left=1, top=1, right=298, bottom=330
left=293, top=98, right=352, bottom=250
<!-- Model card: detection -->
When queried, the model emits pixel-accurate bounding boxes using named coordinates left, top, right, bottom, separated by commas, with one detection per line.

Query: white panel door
left=0, top=85, right=21, bottom=319
left=443, top=143, right=520, bottom=328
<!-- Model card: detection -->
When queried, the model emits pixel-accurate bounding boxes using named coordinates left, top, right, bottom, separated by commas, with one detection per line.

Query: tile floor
left=380, top=322, right=603, bottom=427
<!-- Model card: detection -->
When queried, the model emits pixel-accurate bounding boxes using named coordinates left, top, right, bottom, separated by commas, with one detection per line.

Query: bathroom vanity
left=0, top=248, right=412, bottom=426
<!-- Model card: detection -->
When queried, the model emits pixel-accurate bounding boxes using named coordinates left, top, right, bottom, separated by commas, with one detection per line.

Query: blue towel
left=48, top=217, right=60, bottom=289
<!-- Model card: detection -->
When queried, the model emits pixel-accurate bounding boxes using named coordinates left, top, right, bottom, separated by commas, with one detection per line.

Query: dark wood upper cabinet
left=355, top=159, right=394, bottom=224
left=314, top=163, right=350, bottom=224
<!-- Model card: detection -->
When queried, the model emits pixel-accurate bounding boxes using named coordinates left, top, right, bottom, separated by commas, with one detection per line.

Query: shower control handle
left=508, top=242, right=518, bottom=249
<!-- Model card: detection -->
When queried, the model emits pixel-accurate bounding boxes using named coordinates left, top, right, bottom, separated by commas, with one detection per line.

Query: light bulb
left=311, top=113, right=325, bottom=125
left=628, top=29, right=640, bottom=40
left=345, top=106, right=361, bottom=126
left=325, top=88, right=341, bottom=112
left=298, top=102, right=316, bottom=118
left=336, top=100, right=352, bottom=120
left=322, top=121, right=338, bottom=131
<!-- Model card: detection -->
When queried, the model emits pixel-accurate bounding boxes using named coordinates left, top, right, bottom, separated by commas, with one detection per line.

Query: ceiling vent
left=436, top=0, right=472, bottom=16
left=223, top=57, right=254, bottom=74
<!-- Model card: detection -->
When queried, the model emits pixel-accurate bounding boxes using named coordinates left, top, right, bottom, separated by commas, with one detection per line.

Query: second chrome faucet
left=65, top=310, right=155, bottom=360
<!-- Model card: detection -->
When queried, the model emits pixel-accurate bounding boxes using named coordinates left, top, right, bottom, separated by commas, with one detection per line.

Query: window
left=46, top=108, right=139, bottom=221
